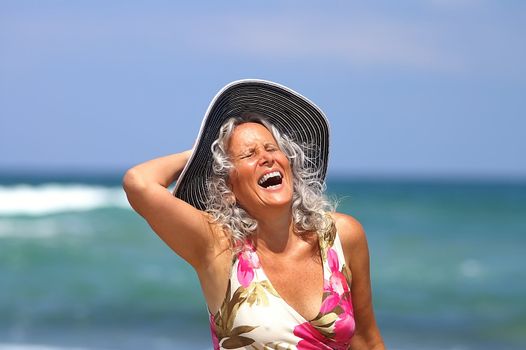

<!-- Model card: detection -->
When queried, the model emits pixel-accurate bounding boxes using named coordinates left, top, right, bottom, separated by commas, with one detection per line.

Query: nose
left=258, top=149, right=274, bottom=167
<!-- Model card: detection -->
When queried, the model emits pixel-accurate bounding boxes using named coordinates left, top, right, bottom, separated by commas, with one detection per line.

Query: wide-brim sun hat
left=173, top=79, right=330, bottom=211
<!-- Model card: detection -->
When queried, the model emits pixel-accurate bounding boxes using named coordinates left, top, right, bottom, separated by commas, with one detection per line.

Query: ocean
left=0, top=173, right=525, bottom=350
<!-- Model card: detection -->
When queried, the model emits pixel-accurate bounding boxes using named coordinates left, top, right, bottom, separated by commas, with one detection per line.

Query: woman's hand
left=123, top=149, right=193, bottom=188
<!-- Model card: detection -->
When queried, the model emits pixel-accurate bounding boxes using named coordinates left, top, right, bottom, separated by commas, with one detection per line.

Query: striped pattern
left=173, top=79, right=330, bottom=210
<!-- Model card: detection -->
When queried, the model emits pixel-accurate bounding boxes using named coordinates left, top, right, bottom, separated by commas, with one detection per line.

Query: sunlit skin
left=124, top=122, right=385, bottom=349
left=227, top=123, right=294, bottom=221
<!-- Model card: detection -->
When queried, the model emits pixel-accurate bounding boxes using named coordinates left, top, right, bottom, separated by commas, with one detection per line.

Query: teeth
left=258, top=171, right=281, bottom=185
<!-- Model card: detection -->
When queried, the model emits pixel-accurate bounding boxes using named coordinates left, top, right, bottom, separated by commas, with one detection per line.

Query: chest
left=259, top=255, right=325, bottom=321
left=210, top=236, right=355, bottom=349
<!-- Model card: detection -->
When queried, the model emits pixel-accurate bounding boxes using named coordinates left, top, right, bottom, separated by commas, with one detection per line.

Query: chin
left=262, top=193, right=293, bottom=208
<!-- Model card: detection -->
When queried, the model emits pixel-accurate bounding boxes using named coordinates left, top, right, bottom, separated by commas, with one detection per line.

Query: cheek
left=278, top=154, right=291, bottom=171
left=283, top=160, right=294, bottom=185
left=228, top=167, right=250, bottom=195
left=234, top=161, right=255, bottom=180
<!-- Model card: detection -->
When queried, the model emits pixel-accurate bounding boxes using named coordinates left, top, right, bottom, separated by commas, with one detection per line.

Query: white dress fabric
left=208, top=231, right=356, bottom=350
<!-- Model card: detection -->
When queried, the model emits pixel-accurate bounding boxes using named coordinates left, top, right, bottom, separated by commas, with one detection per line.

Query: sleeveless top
left=208, top=231, right=356, bottom=350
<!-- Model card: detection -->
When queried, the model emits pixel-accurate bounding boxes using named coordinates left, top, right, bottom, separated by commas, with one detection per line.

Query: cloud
left=189, top=14, right=464, bottom=72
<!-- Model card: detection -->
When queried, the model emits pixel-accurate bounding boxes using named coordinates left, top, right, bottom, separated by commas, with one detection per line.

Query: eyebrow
left=235, top=146, right=256, bottom=157
left=233, top=142, right=278, bottom=158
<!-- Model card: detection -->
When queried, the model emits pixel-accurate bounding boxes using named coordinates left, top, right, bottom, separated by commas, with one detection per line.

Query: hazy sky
left=1, top=0, right=525, bottom=179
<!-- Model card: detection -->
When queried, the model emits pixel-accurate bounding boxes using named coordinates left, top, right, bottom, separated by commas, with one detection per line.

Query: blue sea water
left=0, top=173, right=525, bottom=350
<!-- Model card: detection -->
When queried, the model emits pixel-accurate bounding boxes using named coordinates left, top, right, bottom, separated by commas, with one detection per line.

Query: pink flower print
left=294, top=320, right=352, bottom=350
left=327, top=247, right=340, bottom=272
left=340, top=294, right=353, bottom=314
left=334, top=311, right=355, bottom=343
left=293, top=322, right=334, bottom=350
left=237, top=245, right=260, bottom=288
left=334, top=296, right=356, bottom=342
left=319, top=292, right=340, bottom=314
left=328, top=270, right=348, bottom=295
left=320, top=248, right=349, bottom=313
left=209, top=314, right=220, bottom=350
left=326, top=248, right=348, bottom=293
left=294, top=247, right=355, bottom=348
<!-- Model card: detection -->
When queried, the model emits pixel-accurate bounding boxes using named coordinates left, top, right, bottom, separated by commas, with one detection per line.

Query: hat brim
left=173, top=79, right=330, bottom=211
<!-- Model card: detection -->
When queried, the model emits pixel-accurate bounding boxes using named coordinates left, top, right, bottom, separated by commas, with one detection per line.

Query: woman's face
left=227, top=122, right=293, bottom=215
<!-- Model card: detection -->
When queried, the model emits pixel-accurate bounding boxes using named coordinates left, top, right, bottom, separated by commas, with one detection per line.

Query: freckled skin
left=125, top=122, right=386, bottom=350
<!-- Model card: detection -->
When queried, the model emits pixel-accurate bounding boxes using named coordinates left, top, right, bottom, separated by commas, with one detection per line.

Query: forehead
left=228, top=122, right=277, bottom=149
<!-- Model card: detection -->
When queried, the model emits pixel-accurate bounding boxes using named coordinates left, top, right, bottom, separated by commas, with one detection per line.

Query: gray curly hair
left=206, top=113, right=335, bottom=252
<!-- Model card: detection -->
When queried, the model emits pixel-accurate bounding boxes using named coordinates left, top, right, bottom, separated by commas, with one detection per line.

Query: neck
left=253, top=206, right=297, bottom=254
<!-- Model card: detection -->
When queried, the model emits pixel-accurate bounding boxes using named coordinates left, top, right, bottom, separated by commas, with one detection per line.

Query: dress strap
left=332, top=231, right=345, bottom=258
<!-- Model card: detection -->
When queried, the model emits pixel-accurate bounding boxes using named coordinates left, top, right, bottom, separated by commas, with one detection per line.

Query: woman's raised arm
left=122, top=150, right=222, bottom=270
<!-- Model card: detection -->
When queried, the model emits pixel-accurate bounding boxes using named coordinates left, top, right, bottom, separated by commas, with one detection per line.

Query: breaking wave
left=0, top=184, right=130, bottom=216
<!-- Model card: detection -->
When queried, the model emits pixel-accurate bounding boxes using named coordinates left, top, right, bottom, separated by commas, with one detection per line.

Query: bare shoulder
left=330, top=212, right=369, bottom=266
left=330, top=212, right=367, bottom=248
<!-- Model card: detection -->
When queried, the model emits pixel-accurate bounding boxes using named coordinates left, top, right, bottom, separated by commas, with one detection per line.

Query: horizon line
left=0, top=167, right=525, bottom=185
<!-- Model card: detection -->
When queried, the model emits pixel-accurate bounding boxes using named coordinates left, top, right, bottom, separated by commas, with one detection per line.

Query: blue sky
left=1, top=0, right=525, bottom=179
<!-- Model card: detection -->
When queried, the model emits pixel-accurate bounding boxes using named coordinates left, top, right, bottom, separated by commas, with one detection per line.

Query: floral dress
left=208, top=231, right=355, bottom=350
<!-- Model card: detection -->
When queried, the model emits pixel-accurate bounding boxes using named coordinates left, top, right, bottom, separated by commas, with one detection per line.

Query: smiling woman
left=205, top=116, right=334, bottom=254
left=122, top=79, right=385, bottom=349
left=224, top=122, right=294, bottom=212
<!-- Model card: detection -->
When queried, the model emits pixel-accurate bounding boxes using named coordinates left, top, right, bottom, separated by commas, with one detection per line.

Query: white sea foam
left=0, top=184, right=130, bottom=216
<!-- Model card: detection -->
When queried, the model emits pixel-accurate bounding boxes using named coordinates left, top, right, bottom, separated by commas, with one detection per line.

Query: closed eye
left=265, top=144, right=278, bottom=152
left=240, top=150, right=255, bottom=159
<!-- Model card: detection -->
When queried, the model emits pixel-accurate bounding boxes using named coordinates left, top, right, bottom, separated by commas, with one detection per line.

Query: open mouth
left=257, top=171, right=283, bottom=189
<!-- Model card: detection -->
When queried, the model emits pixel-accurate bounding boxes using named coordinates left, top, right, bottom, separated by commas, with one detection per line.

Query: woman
left=123, top=80, right=385, bottom=349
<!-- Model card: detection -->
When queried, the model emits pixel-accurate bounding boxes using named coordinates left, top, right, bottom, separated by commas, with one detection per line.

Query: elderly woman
left=123, top=80, right=385, bottom=349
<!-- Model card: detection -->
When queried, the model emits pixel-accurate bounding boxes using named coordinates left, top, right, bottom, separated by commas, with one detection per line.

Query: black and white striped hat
left=173, top=79, right=330, bottom=211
